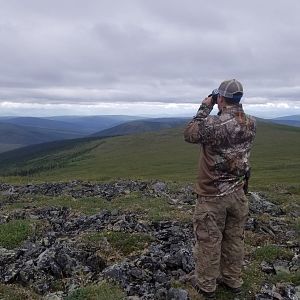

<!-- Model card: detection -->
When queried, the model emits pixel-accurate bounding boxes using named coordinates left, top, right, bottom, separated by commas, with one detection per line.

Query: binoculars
left=208, top=89, right=219, bottom=105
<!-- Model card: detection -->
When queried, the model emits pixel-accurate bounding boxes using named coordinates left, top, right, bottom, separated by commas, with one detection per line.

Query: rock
left=256, top=283, right=283, bottom=299
left=155, top=287, right=168, bottom=299
left=0, top=247, right=17, bottom=262
left=102, top=263, right=129, bottom=286
left=261, top=261, right=275, bottom=274
left=168, top=288, right=189, bottom=300
left=256, top=283, right=300, bottom=300
left=245, top=217, right=257, bottom=231
left=277, top=283, right=298, bottom=300
left=43, top=291, right=64, bottom=300
left=273, top=260, right=290, bottom=274
left=0, top=180, right=298, bottom=299
left=154, top=270, right=168, bottom=284
left=290, top=254, right=300, bottom=272
left=248, top=192, right=282, bottom=216
left=152, top=182, right=167, bottom=194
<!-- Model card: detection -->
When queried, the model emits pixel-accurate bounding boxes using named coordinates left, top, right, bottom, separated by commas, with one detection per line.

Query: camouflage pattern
left=193, top=189, right=249, bottom=292
left=184, top=102, right=256, bottom=293
left=184, top=103, right=256, bottom=196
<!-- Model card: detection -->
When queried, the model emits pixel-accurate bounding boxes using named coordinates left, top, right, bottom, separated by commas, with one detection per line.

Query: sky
left=0, top=0, right=299, bottom=118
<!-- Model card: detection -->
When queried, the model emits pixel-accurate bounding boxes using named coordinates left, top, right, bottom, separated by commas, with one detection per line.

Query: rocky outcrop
left=0, top=180, right=299, bottom=299
left=0, top=180, right=195, bottom=203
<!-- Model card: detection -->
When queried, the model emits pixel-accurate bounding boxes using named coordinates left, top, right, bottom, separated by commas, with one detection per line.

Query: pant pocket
left=194, top=213, right=221, bottom=245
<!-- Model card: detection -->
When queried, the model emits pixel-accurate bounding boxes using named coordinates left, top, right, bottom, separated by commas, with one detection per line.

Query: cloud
left=0, top=0, right=299, bottom=117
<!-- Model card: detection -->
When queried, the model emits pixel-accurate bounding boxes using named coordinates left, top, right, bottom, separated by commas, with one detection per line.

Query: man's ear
left=219, top=95, right=225, bottom=105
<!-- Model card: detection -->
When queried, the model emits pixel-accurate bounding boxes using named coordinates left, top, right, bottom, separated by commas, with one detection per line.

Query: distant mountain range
left=0, top=114, right=298, bottom=154
left=268, top=115, right=300, bottom=127
left=0, top=115, right=144, bottom=153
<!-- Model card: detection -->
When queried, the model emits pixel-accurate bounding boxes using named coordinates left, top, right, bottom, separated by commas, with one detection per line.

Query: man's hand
left=202, top=96, right=213, bottom=106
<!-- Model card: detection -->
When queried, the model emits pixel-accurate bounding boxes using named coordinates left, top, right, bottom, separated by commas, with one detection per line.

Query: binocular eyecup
left=208, top=89, right=219, bottom=105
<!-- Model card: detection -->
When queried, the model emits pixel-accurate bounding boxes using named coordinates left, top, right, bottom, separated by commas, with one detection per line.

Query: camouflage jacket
left=184, top=103, right=256, bottom=196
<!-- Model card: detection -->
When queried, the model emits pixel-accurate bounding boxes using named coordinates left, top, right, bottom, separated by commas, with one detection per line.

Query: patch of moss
left=271, top=270, right=300, bottom=286
left=0, top=283, right=40, bottom=300
left=0, top=220, right=33, bottom=249
left=85, top=231, right=154, bottom=256
left=242, top=262, right=265, bottom=298
left=254, top=245, right=293, bottom=263
left=65, top=281, right=125, bottom=300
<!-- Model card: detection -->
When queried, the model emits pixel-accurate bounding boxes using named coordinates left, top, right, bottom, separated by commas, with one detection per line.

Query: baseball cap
left=217, top=79, right=243, bottom=102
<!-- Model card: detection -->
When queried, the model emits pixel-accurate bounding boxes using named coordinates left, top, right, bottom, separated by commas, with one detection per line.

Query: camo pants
left=193, top=189, right=249, bottom=293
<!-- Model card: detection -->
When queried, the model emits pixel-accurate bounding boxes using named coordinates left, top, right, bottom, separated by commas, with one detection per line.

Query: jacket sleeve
left=183, top=103, right=215, bottom=144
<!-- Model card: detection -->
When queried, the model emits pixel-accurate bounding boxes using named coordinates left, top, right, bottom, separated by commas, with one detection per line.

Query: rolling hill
left=0, top=120, right=299, bottom=189
left=0, top=115, right=143, bottom=153
left=0, top=122, right=86, bottom=148
left=47, top=115, right=144, bottom=132
left=3, top=117, right=90, bottom=133
left=269, top=114, right=300, bottom=127
left=91, top=118, right=189, bottom=137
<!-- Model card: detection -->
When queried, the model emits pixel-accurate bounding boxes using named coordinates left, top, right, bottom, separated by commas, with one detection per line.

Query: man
left=183, top=79, right=256, bottom=299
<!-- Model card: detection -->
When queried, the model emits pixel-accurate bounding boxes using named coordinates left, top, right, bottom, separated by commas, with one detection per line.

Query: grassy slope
left=250, top=122, right=300, bottom=187
left=91, top=118, right=188, bottom=137
left=0, top=120, right=299, bottom=189
left=0, top=122, right=87, bottom=153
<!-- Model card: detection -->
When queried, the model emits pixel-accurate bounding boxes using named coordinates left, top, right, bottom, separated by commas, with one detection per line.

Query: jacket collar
left=219, top=104, right=244, bottom=115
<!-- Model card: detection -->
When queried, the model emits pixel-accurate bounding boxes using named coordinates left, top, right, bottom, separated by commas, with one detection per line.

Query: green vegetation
left=254, top=245, right=293, bottom=262
left=0, top=139, right=103, bottom=177
left=65, top=281, right=125, bottom=300
left=3, top=193, right=191, bottom=222
left=271, top=271, right=300, bottom=286
left=84, top=231, right=154, bottom=256
left=242, top=262, right=265, bottom=299
left=250, top=122, right=300, bottom=187
left=0, top=220, right=33, bottom=249
left=0, top=283, right=40, bottom=300
left=5, top=194, right=108, bottom=215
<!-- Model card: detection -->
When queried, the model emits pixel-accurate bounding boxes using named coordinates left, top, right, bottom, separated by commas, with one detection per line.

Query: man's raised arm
left=183, top=98, right=214, bottom=144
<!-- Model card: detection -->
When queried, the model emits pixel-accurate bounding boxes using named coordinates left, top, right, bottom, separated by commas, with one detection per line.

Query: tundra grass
left=65, top=281, right=125, bottom=300
left=0, top=283, right=40, bottom=300
left=254, top=245, right=294, bottom=262
left=84, top=231, right=154, bottom=256
left=0, top=219, right=33, bottom=249
left=2, top=193, right=192, bottom=222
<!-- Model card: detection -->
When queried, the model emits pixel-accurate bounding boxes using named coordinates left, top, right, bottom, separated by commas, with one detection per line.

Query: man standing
left=184, top=79, right=256, bottom=299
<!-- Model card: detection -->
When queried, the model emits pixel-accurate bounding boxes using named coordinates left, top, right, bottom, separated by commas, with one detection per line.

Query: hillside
left=0, top=115, right=143, bottom=153
left=91, top=118, right=189, bottom=137
left=47, top=115, right=144, bottom=132
left=0, top=122, right=86, bottom=151
left=0, top=120, right=299, bottom=188
left=269, top=114, right=300, bottom=127
left=3, top=117, right=88, bottom=133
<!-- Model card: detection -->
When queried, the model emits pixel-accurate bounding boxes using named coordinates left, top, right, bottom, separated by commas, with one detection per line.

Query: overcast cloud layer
left=0, top=0, right=299, bottom=117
